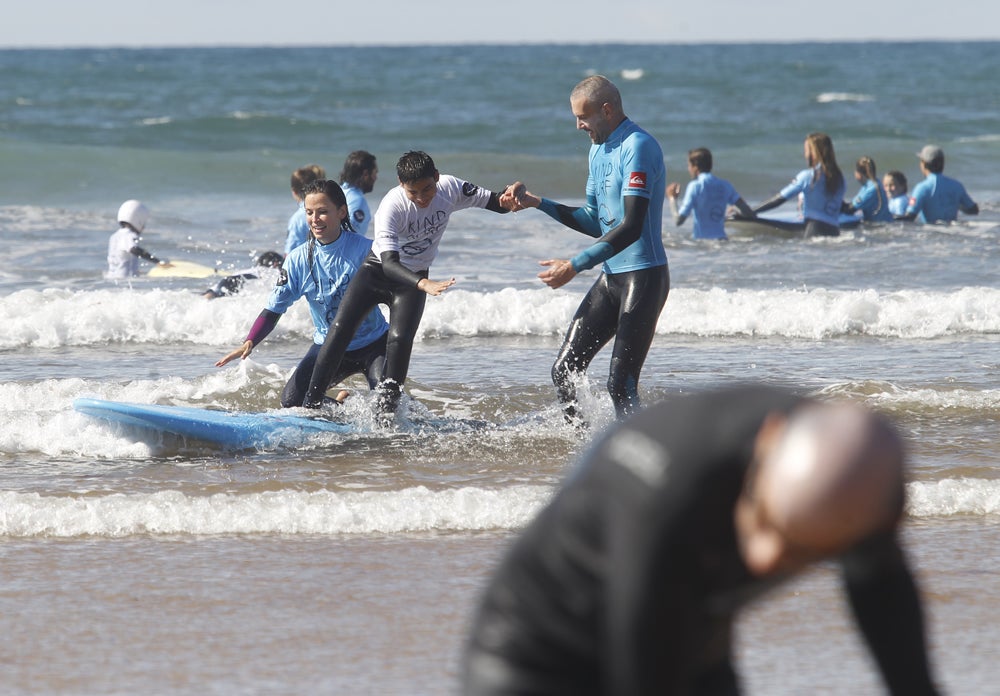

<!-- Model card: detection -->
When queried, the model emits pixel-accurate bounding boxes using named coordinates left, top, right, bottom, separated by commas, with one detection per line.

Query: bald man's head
left=736, top=402, right=906, bottom=576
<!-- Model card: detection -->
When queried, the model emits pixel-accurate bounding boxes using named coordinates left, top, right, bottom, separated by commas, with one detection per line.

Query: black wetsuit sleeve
left=752, top=194, right=786, bottom=215
left=129, top=245, right=160, bottom=264
left=600, top=195, right=649, bottom=256
left=484, top=191, right=511, bottom=214
left=379, top=250, right=424, bottom=287
left=841, top=532, right=941, bottom=695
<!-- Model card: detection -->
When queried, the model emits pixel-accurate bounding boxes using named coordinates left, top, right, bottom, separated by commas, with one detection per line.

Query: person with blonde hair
left=843, top=155, right=893, bottom=222
left=754, top=132, right=846, bottom=237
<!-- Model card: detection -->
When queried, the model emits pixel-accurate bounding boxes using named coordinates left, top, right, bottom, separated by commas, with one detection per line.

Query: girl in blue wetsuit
left=216, top=180, right=388, bottom=407
left=753, top=132, right=846, bottom=237
left=843, top=156, right=893, bottom=223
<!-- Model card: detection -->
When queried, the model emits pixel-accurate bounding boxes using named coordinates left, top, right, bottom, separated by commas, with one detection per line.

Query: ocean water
left=1, top=42, right=998, bottom=693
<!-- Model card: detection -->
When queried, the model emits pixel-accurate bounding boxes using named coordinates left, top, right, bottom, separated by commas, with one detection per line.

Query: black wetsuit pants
left=552, top=264, right=669, bottom=420
left=303, top=255, right=427, bottom=414
left=281, top=331, right=387, bottom=408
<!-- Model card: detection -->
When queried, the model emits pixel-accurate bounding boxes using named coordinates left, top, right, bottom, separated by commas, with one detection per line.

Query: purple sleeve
left=245, top=309, right=281, bottom=345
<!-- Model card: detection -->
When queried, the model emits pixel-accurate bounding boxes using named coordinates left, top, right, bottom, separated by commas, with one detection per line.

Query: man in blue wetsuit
left=505, top=75, right=669, bottom=422
left=899, top=144, right=978, bottom=223
left=463, top=385, right=941, bottom=695
left=667, top=147, right=755, bottom=240
left=339, top=150, right=378, bottom=237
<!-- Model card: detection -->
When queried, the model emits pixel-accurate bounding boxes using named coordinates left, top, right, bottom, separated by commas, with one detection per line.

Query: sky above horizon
left=3, top=0, right=998, bottom=47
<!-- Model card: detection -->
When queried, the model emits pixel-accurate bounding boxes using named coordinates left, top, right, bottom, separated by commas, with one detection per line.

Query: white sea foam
left=816, top=92, right=874, bottom=103
left=0, top=477, right=990, bottom=538
left=3, top=284, right=997, bottom=350
left=0, top=485, right=554, bottom=538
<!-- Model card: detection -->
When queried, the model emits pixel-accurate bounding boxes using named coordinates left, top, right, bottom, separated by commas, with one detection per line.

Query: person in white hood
left=105, top=199, right=172, bottom=279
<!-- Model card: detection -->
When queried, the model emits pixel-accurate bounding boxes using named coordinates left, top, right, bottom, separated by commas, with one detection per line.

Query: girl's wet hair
left=856, top=156, right=884, bottom=215
left=301, top=178, right=349, bottom=208
left=806, top=132, right=844, bottom=197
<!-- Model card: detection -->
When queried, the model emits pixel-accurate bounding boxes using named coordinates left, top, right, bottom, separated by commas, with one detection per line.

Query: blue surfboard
left=74, top=398, right=353, bottom=449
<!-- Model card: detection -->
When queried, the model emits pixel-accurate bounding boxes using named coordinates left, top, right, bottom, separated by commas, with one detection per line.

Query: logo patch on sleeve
left=461, top=182, right=479, bottom=196
left=353, top=209, right=366, bottom=223
left=627, top=171, right=647, bottom=189
left=277, top=268, right=289, bottom=286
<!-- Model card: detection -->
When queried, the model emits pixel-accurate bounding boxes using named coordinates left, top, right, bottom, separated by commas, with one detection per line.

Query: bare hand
left=503, top=181, right=541, bottom=212
left=215, top=340, right=253, bottom=367
left=537, top=259, right=577, bottom=289
left=666, top=182, right=681, bottom=199
left=418, top=277, right=457, bottom=296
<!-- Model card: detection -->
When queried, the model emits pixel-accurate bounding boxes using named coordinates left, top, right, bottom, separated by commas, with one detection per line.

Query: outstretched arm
left=537, top=196, right=650, bottom=290
left=216, top=309, right=281, bottom=367
left=379, top=251, right=455, bottom=296
left=506, top=181, right=603, bottom=238
left=752, top=195, right=787, bottom=215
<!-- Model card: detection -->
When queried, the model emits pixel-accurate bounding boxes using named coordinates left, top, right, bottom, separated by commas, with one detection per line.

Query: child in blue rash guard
left=216, top=180, right=388, bottom=408
left=753, top=132, right=847, bottom=237
left=504, top=75, right=669, bottom=423
left=283, top=164, right=326, bottom=256
left=883, top=170, right=909, bottom=217
left=843, top=156, right=893, bottom=222
left=666, top=147, right=755, bottom=240
left=339, top=150, right=378, bottom=237
left=899, top=144, right=979, bottom=223
left=301, top=151, right=516, bottom=419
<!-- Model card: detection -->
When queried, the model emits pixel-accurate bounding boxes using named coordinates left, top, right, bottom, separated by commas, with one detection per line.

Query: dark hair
left=301, top=179, right=355, bottom=234
left=255, top=251, right=284, bottom=268
left=923, top=153, right=945, bottom=174
left=688, top=147, right=713, bottom=173
left=805, top=132, right=844, bottom=197
left=885, top=169, right=908, bottom=193
left=339, top=150, right=377, bottom=187
left=291, top=164, right=326, bottom=199
left=396, top=151, right=437, bottom=184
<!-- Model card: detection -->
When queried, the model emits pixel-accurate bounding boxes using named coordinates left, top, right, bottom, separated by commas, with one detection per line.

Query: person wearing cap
left=463, top=385, right=941, bottom=695
left=899, top=145, right=978, bottom=223
left=105, top=199, right=172, bottom=279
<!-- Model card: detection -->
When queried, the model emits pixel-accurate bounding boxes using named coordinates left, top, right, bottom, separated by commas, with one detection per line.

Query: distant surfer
left=105, top=199, right=172, bottom=279
left=666, top=147, right=755, bottom=240
left=216, top=180, right=388, bottom=408
left=842, top=156, right=893, bottom=223
left=463, top=385, right=941, bottom=695
left=503, top=75, right=669, bottom=424
left=201, top=251, right=284, bottom=300
left=897, top=145, right=979, bottom=223
left=339, top=150, right=378, bottom=237
left=301, top=150, right=517, bottom=421
left=753, top=132, right=847, bottom=237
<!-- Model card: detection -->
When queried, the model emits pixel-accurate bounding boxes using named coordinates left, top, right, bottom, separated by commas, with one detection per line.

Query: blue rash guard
left=780, top=167, right=847, bottom=227
left=541, top=118, right=667, bottom=274
left=905, top=173, right=977, bottom=223
left=888, top=194, right=909, bottom=217
left=284, top=203, right=310, bottom=256
left=267, top=232, right=387, bottom=350
left=678, top=172, right=742, bottom=239
left=851, top=180, right=894, bottom=222
left=341, top=182, right=372, bottom=237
